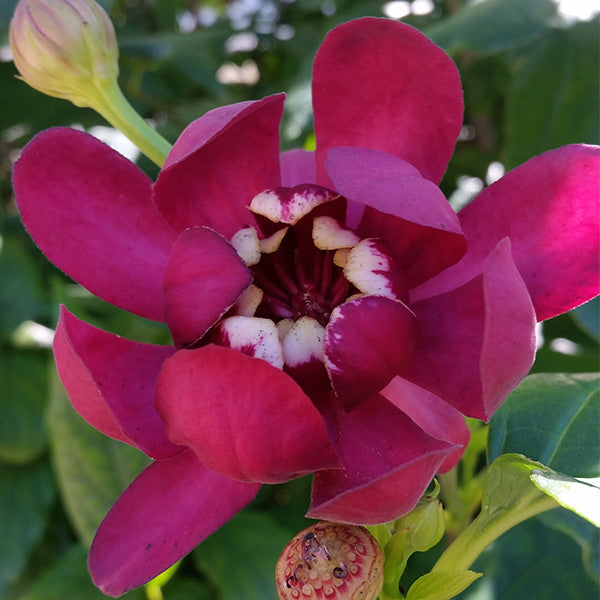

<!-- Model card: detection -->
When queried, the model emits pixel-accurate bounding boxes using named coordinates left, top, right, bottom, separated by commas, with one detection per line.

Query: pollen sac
left=276, top=522, right=384, bottom=600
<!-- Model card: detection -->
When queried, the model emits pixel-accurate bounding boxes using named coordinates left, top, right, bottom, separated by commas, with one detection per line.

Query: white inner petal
left=230, top=226, right=261, bottom=266
left=232, top=284, right=263, bottom=317
left=312, top=215, right=360, bottom=250
left=259, top=226, right=288, bottom=253
left=343, top=238, right=397, bottom=299
left=282, top=316, right=325, bottom=367
left=276, top=318, right=294, bottom=342
left=333, top=247, right=351, bottom=268
left=250, top=187, right=338, bottom=225
left=218, top=316, right=284, bottom=369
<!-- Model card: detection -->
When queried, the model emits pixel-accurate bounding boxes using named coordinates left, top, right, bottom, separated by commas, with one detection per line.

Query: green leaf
left=405, top=570, right=482, bottom=600
left=530, top=471, right=600, bottom=527
left=488, top=373, right=600, bottom=477
left=46, top=371, right=150, bottom=546
left=456, top=517, right=599, bottom=599
left=18, top=545, right=144, bottom=600
left=0, top=349, right=49, bottom=463
left=536, top=508, right=600, bottom=584
left=193, top=509, right=294, bottom=600
left=0, top=459, right=56, bottom=595
left=432, top=455, right=557, bottom=574
left=0, top=236, right=50, bottom=337
left=0, top=0, right=18, bottom=30
left=424, top=0, right=557, bottom=54
left=505, top=17, right=600, bottom=168
left=572, top=297, right=600, bottom=342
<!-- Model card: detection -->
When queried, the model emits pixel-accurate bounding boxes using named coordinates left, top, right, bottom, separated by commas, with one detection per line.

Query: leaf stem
left=431, top=489, right=557, bottom=572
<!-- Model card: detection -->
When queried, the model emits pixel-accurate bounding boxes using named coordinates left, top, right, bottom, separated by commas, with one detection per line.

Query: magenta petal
left=280, top=149, right=317, bottom=186
left=404, top=239, right=536, bottom=421
left=155, top=345, right=339, bottom=483
left=324, top=296, right=418, bottom=411
left=53, top=306, right=180, bottom=459
left=13, top=128, right=176, bottom=321
left=154, top=95, right=284, bottom=239
left=307, top=394, right=459, bottom=524
left=381, top=377, right=469, bottom=473
left=164, top=227, right=252, bottom=347
left=328, top=147, right=467, bottom=287
left=415, top=145, right=600, bottom=320
left=89, top=449, right=260, bottom=597
left=313, top=18, right=463, bottom=184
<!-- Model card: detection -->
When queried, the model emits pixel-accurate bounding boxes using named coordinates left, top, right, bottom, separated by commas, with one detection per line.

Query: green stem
left=145, top=583, right=164, bottom=600
left=88, top=77, right=171, bottom=167
left=431, top=490, right=557, bottom=573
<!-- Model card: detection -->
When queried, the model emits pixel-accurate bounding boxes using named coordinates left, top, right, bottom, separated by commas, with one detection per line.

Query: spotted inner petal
left=250, top=184, right=341, bottom=225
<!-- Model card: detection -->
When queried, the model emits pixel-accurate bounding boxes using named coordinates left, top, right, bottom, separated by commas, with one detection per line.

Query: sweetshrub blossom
left=12, top=17, right=600, bottom=597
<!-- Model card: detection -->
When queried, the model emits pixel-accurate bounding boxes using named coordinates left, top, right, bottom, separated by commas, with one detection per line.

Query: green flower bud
left=276, top=522, right=384, bottom=599
left=9, top=0, right=118, bottom=107
left=393, top=496, right=445, bottom=553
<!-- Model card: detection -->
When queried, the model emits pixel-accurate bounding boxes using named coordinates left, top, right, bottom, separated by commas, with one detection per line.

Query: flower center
left=215, top=183, right=410, bottom=387
left=252, top=242, right=351, bottom=327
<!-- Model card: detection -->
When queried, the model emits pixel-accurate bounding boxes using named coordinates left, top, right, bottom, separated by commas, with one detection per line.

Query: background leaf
left=17, top=546, right=144, bottom=600
left=488, top=373, right=600, bottom=477
left=0, top=459, right=56, bottom=595
left=505, top=17, right=600, bottom=168
left=425, top=0, right=557, bottom=53
left=0, top=349, right=48, bottom=463
left=193, top=509, right=294, bottom=600
left=0, top=236, right=50, bottom=337
left=456, top=517, right=599, bottom=600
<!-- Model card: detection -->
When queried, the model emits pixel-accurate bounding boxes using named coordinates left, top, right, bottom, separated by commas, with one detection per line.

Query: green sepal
left=378, top=485, right=446, bottom=599
left=404, top=570, right=482, bottom=600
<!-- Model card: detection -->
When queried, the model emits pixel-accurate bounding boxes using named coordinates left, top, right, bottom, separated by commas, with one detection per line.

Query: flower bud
left=276, top=521, right=384, bottom=600
left=9, top=0, right=118, bottom=107
left=393, top=496, right=445, bottom=553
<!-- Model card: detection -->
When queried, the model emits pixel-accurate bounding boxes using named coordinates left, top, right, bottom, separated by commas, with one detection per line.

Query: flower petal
left=381, top=377, right=470, bottom=473
left=12, top=128, right=176, bottom=321
left=280, top=149, right=316, bottom=186
left=327, top=147, right=467, bottom=288
left=155, top=345, right=339, bottom=483
left=154, top=95, right=284, bottom=239
left=163, top=227, right=252, bottom=348
left=324, top=296, right=418, bottom=411
left=404, top=239, right=536, bottom=421
left=313, top=18, right=463, bottom=184
left=414, top=144, right=600, bottom=320
left=89, top=449, right=260, bottom=597
left=307, top=394, right=459, bottom=524
left=53, top=306, right=180, bottom=459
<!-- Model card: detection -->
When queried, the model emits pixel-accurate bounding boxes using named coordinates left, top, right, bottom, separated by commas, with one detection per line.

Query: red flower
left=13, top=17, right=600, bottom=596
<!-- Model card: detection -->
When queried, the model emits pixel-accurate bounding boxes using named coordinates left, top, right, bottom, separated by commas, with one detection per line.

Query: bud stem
left=431, top=489, right=556, bottom=573
left=90, top=77, right=171, bottom=167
